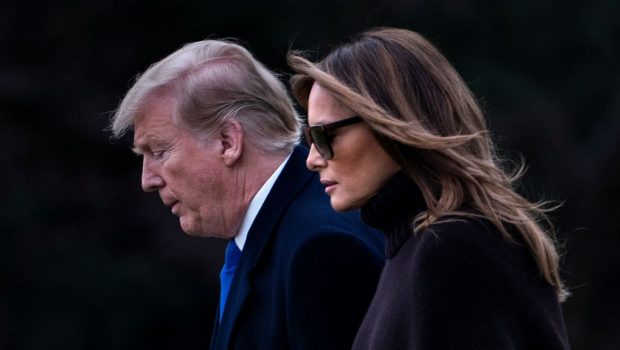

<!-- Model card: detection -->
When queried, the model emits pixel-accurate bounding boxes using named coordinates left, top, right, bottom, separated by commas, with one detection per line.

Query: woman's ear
left=218, top=119, right=244, bottom=167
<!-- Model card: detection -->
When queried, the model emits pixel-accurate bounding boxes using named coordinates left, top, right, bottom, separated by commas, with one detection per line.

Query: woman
left=288, top=28, right=570, bottom=349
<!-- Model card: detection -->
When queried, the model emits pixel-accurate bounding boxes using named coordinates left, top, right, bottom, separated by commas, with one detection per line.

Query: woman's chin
left=330, top=197, right=365, bottom=212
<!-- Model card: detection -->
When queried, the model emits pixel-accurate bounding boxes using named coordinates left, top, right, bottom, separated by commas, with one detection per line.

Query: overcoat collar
left=211, top=145, right=313, bottom=349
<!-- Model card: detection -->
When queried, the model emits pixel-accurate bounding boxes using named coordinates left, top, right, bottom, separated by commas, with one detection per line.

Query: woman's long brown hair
left=289, top=28, right=568, bottom=301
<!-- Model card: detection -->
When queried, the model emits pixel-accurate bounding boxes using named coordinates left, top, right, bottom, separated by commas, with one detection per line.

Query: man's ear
left=219, top=119, right=244, bottom=167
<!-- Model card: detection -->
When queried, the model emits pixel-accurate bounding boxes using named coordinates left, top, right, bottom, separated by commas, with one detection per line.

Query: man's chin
left=178, top=218, right=230, bottom=239
left=179, top=217, right=202, bottom=236
left=178, top=213, right=241, bottom=239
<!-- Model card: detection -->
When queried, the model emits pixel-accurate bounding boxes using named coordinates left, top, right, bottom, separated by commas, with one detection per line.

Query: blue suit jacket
left=210, top=145, right=385, bottom=350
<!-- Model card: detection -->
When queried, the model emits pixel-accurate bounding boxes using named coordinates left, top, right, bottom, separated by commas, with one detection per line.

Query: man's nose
left=306, top=144, right=327, bottom=172
left=141, top=157, right=164, bottom=192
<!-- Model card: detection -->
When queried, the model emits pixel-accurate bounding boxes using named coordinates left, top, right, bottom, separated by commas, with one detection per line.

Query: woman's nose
left=306, top=143, right=327, bottom=172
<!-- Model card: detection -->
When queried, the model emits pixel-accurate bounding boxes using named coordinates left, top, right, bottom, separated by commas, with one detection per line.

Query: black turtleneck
left=360, top=171, right=426, bottom=259
left=353, top=171, right=570, bottom=350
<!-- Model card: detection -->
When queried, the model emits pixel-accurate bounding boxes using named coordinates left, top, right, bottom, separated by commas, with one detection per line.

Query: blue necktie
left=219, top=240, right=242, bottom=321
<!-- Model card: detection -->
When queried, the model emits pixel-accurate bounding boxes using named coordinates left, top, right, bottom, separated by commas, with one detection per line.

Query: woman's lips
left=321, top=180, right=337, bottom=194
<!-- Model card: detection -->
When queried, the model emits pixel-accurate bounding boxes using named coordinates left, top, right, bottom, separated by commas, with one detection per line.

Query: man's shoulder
left=263, top=157, right=383, bottom=254
left=282, top=175, right=376, bottom=234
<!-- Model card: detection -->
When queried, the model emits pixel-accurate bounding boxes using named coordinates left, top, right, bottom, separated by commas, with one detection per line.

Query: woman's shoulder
left=418, top=215, right=502, bottom=247
left=399, top=216, right=565, bottom=350
left=412, top=215, right=530, bottom=270
left=409, top=215, right=542, bottom=295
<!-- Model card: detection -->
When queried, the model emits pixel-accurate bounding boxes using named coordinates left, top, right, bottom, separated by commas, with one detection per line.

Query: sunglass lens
left=310, top=128, right=332, bottom=159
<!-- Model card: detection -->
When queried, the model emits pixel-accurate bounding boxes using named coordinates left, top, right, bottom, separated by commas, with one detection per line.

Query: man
left=110, top=39, right=384, bottom=350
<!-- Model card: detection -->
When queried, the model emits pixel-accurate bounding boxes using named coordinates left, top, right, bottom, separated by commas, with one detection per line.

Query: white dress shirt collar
left=234, top=153, right=292, bottom=251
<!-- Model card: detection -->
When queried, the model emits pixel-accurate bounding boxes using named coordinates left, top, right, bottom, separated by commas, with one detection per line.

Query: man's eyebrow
left=131, top=136, right=153, bottom=154
left=131, top=142, right=148, bottom=155
left=131, top=135, right=167, bottom=155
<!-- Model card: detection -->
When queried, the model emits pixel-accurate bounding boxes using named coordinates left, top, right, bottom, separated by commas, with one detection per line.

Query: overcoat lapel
left=212, top=145, right=313, bottom=349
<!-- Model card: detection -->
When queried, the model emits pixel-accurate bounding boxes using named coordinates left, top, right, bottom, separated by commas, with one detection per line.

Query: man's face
left=132, top=96, right=240, bottom=239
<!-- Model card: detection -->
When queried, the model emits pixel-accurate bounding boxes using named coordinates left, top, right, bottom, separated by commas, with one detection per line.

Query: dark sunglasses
left=303, top=116, right=363, bottom=160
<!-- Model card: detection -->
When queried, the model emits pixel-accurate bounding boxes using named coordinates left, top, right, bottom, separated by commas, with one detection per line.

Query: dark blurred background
left=1, top=0, right=618, bottom=349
